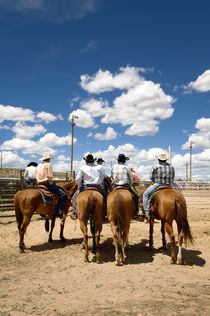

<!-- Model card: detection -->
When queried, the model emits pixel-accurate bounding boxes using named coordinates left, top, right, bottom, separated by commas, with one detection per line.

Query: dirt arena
left=0, top=190, right=210, bottom=316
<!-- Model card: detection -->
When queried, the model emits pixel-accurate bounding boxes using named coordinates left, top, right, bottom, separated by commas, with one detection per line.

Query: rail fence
left=1, top=177, right=210, bottom=218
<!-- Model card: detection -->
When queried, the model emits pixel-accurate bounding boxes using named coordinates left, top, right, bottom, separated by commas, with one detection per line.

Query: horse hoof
left=19, top=242, right=26, bottom=251
left=60, top=237, right=66, bottom=243
left=96, top=259, right=101, bottom=264
left=177, top=258, right=183, bottom=265
left=48, top=237, right=53, bottom=243
left=170, top=258, right=176, bottom=264
left=84, top=257, right=89, bottom=262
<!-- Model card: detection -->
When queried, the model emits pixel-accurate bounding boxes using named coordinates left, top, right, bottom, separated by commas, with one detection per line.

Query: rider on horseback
left=142, top=152, right=175, bottom=219
left=111, top=154, right=139, bottom=216
left=36, top=154, right=67, bottom=218
left=75, top=154, right=107, bottom=201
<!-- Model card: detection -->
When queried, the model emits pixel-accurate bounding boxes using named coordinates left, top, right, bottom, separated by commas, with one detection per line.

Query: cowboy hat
left=97, top=158, right=105, bottom=163
left=156, top=153, right=168, bottom=161
left=27, top=162, right=38, bottom=167
left=128, top=164, right=133, bottom=169
left=117, top=154, right=129, bottom=163
left=83, top=154, right=96, bottom=163
left=39, top=154, right=54, bottom=161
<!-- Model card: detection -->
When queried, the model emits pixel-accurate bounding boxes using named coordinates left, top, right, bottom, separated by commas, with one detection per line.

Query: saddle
left=37, top=185, right=57, bottom=216
left=149, top=185, right=170, bottom=207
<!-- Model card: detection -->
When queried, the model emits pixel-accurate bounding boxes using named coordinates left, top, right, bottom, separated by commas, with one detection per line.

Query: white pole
left=168, top=146, right=171, bottom=163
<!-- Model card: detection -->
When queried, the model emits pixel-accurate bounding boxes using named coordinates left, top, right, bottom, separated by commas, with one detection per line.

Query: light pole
left=189, top=141, right=194, bottom=182
left=70, top=115, right=79, bottom=178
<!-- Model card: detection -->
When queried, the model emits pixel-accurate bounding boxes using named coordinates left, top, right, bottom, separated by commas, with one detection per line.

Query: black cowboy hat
left=83, top=154, right=96, bottom=163
left=97, top=158, right=105, bottom=163
left=117, top=154, right=129, bottom=163
left=27, top=162, right=38, bottom=167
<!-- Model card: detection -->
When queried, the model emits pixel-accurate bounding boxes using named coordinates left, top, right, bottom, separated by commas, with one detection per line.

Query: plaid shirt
left=150, top=161, right=175, bottom=185
left=111, top=163, right=133, bottom=185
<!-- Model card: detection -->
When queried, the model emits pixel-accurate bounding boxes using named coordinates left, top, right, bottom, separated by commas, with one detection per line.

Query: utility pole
left=189, top=141, right=194, bottom=182
left=70, top=115, right=79, bottom=178
left=168, top=146, right=171, bottom=163
left=186, top=162, right=188, bottom=181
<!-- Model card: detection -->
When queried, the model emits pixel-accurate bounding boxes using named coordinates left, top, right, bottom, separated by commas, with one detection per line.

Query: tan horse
left=139, top=186, right=194, bottom=264
left=14, top=181, right=78, bottom=251
left=77, top=189, right=105, bottom=263
left=107, top=188, right=135, bottom=265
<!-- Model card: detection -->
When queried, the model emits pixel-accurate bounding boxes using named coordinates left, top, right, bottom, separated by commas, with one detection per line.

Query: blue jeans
left=43, top=182, right=66, bottom=215
left=142, top=183, right=160, bottom=214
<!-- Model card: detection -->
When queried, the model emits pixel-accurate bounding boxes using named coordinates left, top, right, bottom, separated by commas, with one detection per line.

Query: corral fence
left=1, top=176, right=210, bottom=218
left=0, top=170, right=75, bottom=218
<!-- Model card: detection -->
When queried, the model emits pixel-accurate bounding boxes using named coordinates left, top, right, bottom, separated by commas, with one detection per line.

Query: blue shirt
left=150, top=161, right=175, bottom=185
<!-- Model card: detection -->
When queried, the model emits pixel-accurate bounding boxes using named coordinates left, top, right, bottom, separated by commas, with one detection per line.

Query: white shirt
left=24, top=166, right=37, bottom=180
left=75, top=163, right=105, bottom=187
left=111, top=163, right=133, bottom=185
left=96, top=164, right=105, bottom=183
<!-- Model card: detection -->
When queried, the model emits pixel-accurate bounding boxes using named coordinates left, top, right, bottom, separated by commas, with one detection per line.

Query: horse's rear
left=151, top=188, right=193, bottom=264
left=107, top=189, right=135, bottom=265
left=77, top=189, right=105, bottom=263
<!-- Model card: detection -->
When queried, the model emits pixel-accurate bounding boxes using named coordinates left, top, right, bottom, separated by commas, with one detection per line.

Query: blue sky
left=0, top=0, right=210, bottom=180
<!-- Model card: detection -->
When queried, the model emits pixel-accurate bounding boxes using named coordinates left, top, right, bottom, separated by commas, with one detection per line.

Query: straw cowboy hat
left=156, top=153, right=168, bottom=161
left=83, top=154, right=96, bottom=163
left=117, top=154, right=129, bottom=163
left=39, top=154, right=54, bottom=161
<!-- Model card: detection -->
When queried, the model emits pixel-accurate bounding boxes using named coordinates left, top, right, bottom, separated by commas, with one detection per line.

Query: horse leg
left=94, top=223, right=102, bottom=264
left=48, top=217, right=55, bottom=242
left=60, top=218, right=66, bottom=243
left=80, top=220, right=89, bottom=262
left=121, top=232, right=128, bottom=263
left=165, top=222, right=176, bottom=264
left=89, top=214, right=96, bottom=251
left=110, top=223, right=121, bottom=265
left=161, top=220, right=167, bottom=250
left=176, top=222, right=184, bottom=265
left=149, top=218, right=154, bottom=248
left=19, top=214, right=32, bottom=251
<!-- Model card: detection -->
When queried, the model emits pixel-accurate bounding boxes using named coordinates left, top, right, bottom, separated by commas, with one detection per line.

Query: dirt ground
left=0, top=191, right=210, bottom=316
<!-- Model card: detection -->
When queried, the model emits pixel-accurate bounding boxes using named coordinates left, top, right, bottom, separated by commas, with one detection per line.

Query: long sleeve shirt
left=36, top=162, right=53, bottom=184
left=111, top=163, right=133, bottom=185
left=24, top=166, right=37, bottom=180
left=150, top=161, right=175, bottom=185
left=75, top=163, right=105, bottom=187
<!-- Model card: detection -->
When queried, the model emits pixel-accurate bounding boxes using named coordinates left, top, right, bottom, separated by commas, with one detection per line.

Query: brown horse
left=107, top=188, right=135, bottom=265
left=76, top=188, right=105, bottom=263
left=14, top=181, right=78, bottom=251
left=139, top=186, right=194, bottom=264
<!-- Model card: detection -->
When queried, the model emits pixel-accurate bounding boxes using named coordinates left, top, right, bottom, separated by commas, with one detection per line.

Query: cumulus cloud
left=185, top=69, right=210, bottom=92
left=69, top=109, right=95, bottom=128
left=0, top=104, right=35, bottom=123
left=182, top=117, right=210, bottom=150
left=39, top=132, right=76, bottom=146
left=1, top=138, right=54, bottom=155
left=79, top=66, right=175, bottom=137
left=0, top=151, right=27, bottom=168
left=94, top=127, right=118, bottom=140
left=36, top=111, right=58, bottom=123
left=11, top=122, right=47, bottom=139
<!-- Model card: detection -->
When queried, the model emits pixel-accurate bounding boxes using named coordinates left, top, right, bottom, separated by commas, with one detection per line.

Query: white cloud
left=12, top=122, right=47, bottom=139
left=94, top=127, right=118, bottom=140
left=69, top=109, right=95, bottom=128
left=80, top=66, right=143, bottom=94
left=36, top=111, right=58, bottom=123
left=186, top=69, right=210, bottom=92
left=79, top=66, right=175, bottom=136
left=80, top=40, right=98, bottom=54
left=0, top=104, right=35, bottom=123
left=182, top=117, right=210, bottom=150
left=1, top=138, right=54, bottom=155
left=0, top=151, right=27, bottom=168
left=39, top=132, right=76, bottom=146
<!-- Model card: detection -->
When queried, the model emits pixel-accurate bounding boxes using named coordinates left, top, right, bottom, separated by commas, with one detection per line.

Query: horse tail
left=14, top=192, right=23, bottom=230
left=114, top=194, right=125, bottom=238
left=175, top=195, right=194, bottom=244
left=88, top=195, right=97, bottom=215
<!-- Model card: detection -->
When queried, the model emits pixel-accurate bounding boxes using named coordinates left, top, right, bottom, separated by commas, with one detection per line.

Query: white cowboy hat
left=156, top=153, right=168, bottom=161
left=39, top=154, right=54, bottom=161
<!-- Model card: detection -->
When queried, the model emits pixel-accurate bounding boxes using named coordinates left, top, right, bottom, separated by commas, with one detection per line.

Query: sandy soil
left=0, top=191, right=210, bottom=316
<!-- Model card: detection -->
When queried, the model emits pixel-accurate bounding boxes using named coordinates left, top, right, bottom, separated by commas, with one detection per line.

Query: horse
left=139, top=186, right=194, bottom=264
left=76, top=188, right=105, bottom=263
left=107, top=188, right=135, bottom=265
left=14, top=181, right=78, bottom=251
